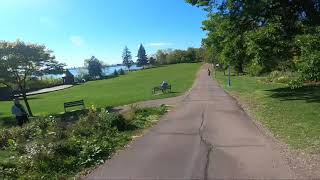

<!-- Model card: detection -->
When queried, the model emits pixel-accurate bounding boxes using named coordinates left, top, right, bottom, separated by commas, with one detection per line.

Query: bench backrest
left=64, top=100, right=84, bottom=108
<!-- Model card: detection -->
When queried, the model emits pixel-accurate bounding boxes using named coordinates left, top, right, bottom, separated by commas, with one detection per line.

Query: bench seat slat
left=64, top=100, right=85, bottom=112
left=152, top=84, right=171, bottom=94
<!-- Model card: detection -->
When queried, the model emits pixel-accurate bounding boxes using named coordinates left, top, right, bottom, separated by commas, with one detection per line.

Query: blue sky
left=0, top=0, right=206, bottom=67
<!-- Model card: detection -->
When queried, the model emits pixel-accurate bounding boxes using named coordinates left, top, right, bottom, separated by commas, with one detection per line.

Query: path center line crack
left=198, top=104, right=214, bottom=180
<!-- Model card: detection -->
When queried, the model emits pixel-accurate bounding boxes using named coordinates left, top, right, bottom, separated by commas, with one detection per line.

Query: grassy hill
left=0, top=63, right=201, bottom=121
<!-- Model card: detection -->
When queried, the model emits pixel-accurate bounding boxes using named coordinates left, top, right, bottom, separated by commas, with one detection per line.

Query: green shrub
left=295, top=27, right=320, bottom=83
left=0, top=107, right=166, bottom=179
left=247, top=61, right=263, bottom=76
left=26, top=77, right=63, bottom=91
left=262, top=70, right=299, bottom=84
left=0, top=129, right=13, bottom=149
left=108, top=113, right=128, bottom=131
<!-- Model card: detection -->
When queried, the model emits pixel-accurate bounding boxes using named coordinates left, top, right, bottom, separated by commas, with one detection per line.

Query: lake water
left=44, top=64, right=142, bottom=79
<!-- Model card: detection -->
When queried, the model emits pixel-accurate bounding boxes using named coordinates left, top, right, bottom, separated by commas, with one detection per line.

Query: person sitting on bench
left=161, top=81, right=168, bottom=92
left=11, top=98, right=29, bottom=127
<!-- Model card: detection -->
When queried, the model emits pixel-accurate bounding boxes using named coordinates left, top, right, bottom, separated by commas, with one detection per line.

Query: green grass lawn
left=0, top=63, right=201, bottom=123
left=215, top=72, right=320, bottom=153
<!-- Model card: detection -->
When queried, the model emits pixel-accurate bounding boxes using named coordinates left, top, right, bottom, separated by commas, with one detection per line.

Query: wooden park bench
left=152, top=84, right=172, bottom=94
left=64, top=100, right=85, bottom=112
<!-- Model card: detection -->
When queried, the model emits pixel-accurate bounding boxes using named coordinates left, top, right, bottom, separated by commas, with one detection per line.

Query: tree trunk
left=236, top=63, right=244, bottom=75
left=22, top=91, right=33, bottom=117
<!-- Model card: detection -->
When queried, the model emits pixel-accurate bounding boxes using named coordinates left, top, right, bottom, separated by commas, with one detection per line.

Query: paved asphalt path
left=87, top=64, right=295, bottom=179
left=26, top=85, right=73, bottom=96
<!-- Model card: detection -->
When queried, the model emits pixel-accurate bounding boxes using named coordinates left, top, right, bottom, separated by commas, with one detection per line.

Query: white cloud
left=70, top=35, right=85, bottom=47
left=146, top=42, right=173, bottom=47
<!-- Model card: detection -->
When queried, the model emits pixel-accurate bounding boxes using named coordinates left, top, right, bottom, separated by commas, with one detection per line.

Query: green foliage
left=25, top=77, right=63, bottom=91
left=245, top=23, right=293, bottom=73
left=85, top=56, right=103, bottom=79
left=0, top=40, right=63, bottom=116
left=148, top=57, right=157, bottom=65
left=131, top=106, right=167, bottom=129
left=262, top=71, right=299, bottom=84
left=155, top=48, right=204, bottom=65
left=202, top=14, right=248, bottom=74
left=188, top=0, right=320, bottom=83
left=295, top=27, right=320, bottom=82
left=107, top=113, right=127, bottom=131
left=0, top=106, right=167, bottom=179
left=247, top=60, right=263, bottom=76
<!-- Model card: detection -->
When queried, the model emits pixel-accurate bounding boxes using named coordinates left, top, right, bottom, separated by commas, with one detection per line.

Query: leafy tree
left=185, top=48, right=198, bottom=62
left=148, top=57, right=157, bottom=66
left=137, top=44, right=148, bottom=67
left=33, top=59, right=66, bottom=78
left=154, top=48, right=204, bottom=65
left=156, top=50, right=168, bottom=65
left=122, top=46, right=134, bottom=70
left=187, top=0, right=320, bottom=80
left=295, top=27, right=320, bottom=82
left=0, top=40, right=63, bottom=116
left=85, top=56, right=103, bottom=79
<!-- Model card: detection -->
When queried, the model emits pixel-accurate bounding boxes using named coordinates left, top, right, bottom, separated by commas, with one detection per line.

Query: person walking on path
left=207, top=68, right=211, bottom=76
left=11, top=98, right=29, bottom=127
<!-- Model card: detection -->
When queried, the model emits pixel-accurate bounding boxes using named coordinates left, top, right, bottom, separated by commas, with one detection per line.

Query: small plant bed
left=0, top=105, right=167, bottom=179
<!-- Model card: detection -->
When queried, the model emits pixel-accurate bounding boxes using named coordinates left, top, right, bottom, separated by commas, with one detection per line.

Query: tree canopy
left=0, top=40, right=65, bottom=116
left=155, top=47, right=204, bottom=65
left=85, top=56, right=103, bottom=78
left=148, top=57, right=156, bottom=65
left=187, top=0, right=320, bottom=83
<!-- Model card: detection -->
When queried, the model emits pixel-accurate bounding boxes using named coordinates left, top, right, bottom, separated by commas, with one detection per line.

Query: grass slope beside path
left=0, top=63, right=201, bottom=120
left=215, top=72, right=320, bottom=153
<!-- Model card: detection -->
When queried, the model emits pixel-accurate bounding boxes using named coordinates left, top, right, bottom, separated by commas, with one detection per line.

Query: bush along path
left=0, top=105, right=167, bottom=179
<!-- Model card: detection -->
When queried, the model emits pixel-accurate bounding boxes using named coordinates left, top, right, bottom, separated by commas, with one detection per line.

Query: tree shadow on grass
left=267, top=85, right=320, bottom=103
left=0, top=96, right=42, bottom=102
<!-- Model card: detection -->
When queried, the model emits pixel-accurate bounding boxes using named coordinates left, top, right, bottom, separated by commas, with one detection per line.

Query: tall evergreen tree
left=137, top=44, right=148, bottom=68
left=122, top=46, right=133, bottom=70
